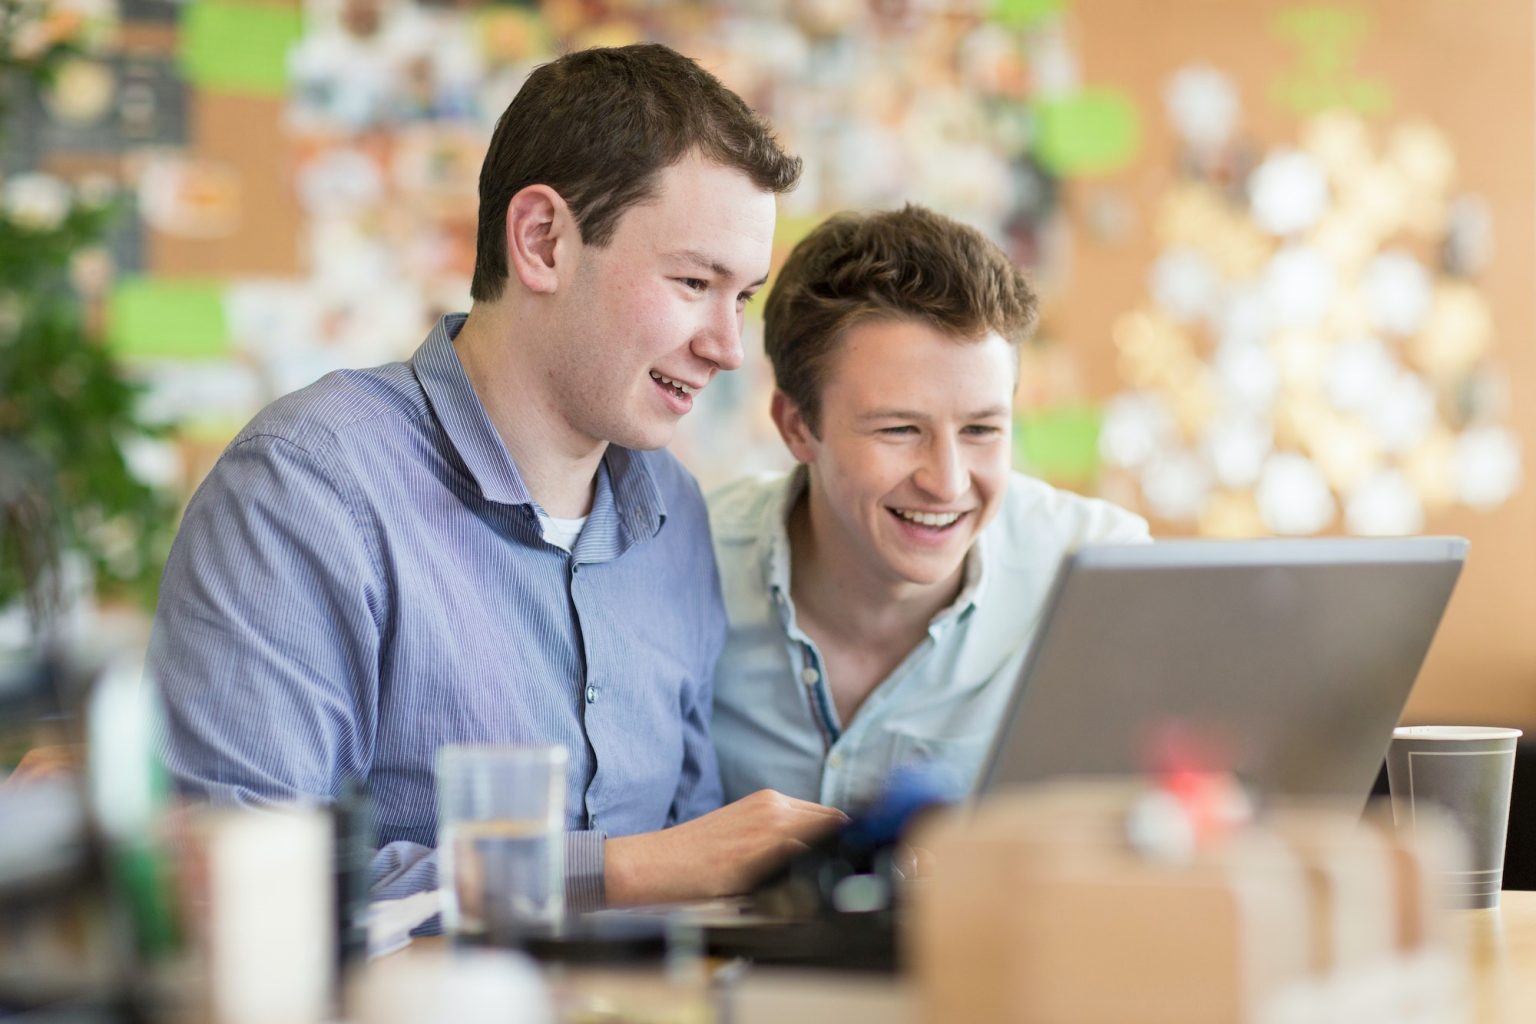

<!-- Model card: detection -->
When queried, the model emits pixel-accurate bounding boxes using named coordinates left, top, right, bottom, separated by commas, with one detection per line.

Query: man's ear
left=504, top=185, right=574, bottom=295
left=771, top=389, right=818, bottom=465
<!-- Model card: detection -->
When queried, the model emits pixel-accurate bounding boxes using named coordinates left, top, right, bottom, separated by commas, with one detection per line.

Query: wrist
left=603, top=834, right=645, bottom=906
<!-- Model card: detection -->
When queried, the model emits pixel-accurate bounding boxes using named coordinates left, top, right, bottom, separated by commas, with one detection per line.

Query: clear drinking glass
left=436, top=744, right=568, bottom=939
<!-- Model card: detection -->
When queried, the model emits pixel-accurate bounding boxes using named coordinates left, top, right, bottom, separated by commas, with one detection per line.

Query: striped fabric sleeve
left=150, top=434, right=381, bottom=807
left=565, top=830, right=606, bottom=912
left=371, top=840, right=437, bottom=901
left=369, top=830, right=606, bottom=925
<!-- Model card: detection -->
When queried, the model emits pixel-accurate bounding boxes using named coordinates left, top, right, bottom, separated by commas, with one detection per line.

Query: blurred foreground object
left=0, top=650, right=182, bottom=1018
left=911, top=778, right=1467, bottom=1024
left=0, top=649, right=338, bottom=1023
left=180, top=806, right=334, bottom=1024
left=346, top=948, right=551, bottom=1024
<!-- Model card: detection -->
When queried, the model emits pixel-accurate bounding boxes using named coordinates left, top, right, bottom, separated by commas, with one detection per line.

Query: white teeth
left=650, top=371, right=696, bottom=395
left=894, top=509, right=963, bottom=527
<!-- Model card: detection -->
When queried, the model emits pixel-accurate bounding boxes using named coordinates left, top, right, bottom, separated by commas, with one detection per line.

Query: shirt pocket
left=884, top=726, right=994, bottom=798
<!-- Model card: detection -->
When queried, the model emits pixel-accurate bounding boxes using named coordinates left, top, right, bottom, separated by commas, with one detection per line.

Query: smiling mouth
left=650, top=371, right=699, bottom=399
left=888, top=508, right=968, bottom=530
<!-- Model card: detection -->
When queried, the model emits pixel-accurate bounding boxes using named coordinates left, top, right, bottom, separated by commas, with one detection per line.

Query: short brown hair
left=764, top=204, right=1038, bottom=433
left=471, top=44, right=801, bottom=303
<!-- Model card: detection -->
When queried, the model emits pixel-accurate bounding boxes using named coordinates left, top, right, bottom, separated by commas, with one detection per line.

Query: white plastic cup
left=1386, top=726, right=1521, bottom=910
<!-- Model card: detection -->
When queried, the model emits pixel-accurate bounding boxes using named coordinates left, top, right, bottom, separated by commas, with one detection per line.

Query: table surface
left=396, top=890, right=1536, bottom=1023
left=1465, top=889, right=1536, bottom=1023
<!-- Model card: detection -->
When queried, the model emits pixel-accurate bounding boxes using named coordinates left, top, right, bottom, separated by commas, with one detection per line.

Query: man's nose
left=695, top=300, right=745, bottom=372
left=914, top=438, right=968, bottom=502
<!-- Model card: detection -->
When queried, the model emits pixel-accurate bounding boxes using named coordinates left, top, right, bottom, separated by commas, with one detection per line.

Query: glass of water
left=436, top=744, right=568, bottom=940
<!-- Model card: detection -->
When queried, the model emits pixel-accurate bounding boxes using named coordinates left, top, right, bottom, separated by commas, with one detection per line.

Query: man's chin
left=610, top=421, right=679, bottom=452
left=878, top=551, right=970, bottom=591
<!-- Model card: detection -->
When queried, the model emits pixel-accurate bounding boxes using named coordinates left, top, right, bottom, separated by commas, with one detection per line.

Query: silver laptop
left=977, top=537, right=1468, bottom=805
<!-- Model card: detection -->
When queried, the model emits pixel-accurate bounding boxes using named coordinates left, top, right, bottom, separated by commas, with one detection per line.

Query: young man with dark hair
left=709, top=205, right=1151, bottom=810
left=149, top=43, right=844, bottom=912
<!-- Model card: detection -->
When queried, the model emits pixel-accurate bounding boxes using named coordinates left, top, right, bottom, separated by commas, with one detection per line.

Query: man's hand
left=3, top=744, right=79, bottom=788
left=604, top=789, right=848, bottom=906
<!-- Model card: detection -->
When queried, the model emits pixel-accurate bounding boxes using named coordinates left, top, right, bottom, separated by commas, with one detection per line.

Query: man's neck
left=786, top=484, right=966, bottom=650
left=453, top=305, right=605, bottom=518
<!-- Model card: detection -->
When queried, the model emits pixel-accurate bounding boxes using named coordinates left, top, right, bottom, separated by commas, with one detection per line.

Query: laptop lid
left=977, top=537, right=1468, bottom=805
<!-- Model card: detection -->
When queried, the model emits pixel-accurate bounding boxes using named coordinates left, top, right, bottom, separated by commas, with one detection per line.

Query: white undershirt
left=538, top=511, right=588, bottom=552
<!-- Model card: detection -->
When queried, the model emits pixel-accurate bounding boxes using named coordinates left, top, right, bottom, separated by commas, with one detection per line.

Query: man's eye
left=879, top=426, right=918, bottom=436
left=738, top=291, right=757, bottom=306
left=964, top=425, right=1004, bottom=437
left=679, top=278, right=708, bottom=292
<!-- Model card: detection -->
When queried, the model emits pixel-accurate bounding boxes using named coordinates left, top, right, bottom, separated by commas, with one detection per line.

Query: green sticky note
left=990, top=0, right=1066, bottom=28
left=179, top=1, right=304, bottom=96
left=108, top=278, right=229, bottom=360
left=1014, top=405, right=1102, bottom=483
left=1268, top=4, right=1392, bottom=114
left=1034, top=90, right=1140, bottom=177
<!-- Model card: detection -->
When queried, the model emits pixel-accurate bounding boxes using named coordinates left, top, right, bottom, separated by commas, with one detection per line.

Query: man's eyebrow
left=965, top=405, right=1012, bottom=420
left=663, top=249, right=769, bottom=288
left=859, top=405, right=1012, bottom=422
left=859, top=409, right=929, bottom=422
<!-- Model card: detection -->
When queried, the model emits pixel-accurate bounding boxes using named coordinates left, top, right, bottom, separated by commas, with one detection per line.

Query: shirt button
left=586, top=685, right=598, bottom=704
left=800, top=666, right=820, bottom=686
left=827, top=753, right=844, bottom=769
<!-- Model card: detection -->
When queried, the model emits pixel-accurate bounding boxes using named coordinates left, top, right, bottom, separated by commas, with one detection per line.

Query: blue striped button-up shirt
left=148, top=314, right=727, bottom=909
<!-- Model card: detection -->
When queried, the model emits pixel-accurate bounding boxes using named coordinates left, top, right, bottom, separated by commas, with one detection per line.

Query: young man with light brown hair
left=709, top=205, right=1150, bottom=810
left=150, top=44, right=844, bottom=915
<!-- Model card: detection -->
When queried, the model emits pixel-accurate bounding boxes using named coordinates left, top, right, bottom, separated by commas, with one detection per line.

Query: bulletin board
left=18, top=0, right=1536, bottom=726
left=1049, top=0, right=1536, bottom=727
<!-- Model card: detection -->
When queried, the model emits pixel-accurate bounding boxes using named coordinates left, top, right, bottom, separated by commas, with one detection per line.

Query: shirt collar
left=413, top=314, right=534, bottom=506
left=939, top=528, right=988, bottom=629
left=761, top=465, right=807, bottom=600
left=412, top=314, right=666, bottom=536
left=760, top=465, right=988, bottom=630
left=600, top=445, right=666, bottom=544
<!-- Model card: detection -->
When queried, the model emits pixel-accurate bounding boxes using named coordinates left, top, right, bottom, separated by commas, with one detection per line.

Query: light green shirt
left=707, top=468, right=1151, bottom=811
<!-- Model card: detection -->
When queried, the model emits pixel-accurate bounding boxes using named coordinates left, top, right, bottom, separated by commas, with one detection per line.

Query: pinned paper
left=990, top=0, right=1066, bottom=30
left=1034, top=90, right=1139, bottom=176
left=179, top=1, right=304, bottom=96
left=1151, top=249, right=1221, bottom=324
left=1100, top=393, right=1179, bottom=470
left=1256, top=453, right=1334, bottom=535
left=1454, top=427, right=1522, bottom=509
left=1203, top=415, right=1272, bottom=489
left=1262, top=246, right=1335, bottom=328
left=43, top=58, right=116, bottom=125
left=1345, top=470, right=1423, bottom=536
left=138, top=157, right=242, bottom=238
left=1323, top=336, right=1396, bottom=414
left=1142, top=452, right=1211, bottom=523
left=1164, top=66, right=1239, bottom=152
left=1362, top=251, right=1431, bottom=336
left=1248, top=150, right=1329, bottom=236
left=108, top=278, right=230, bottom=360
left=1014, top=406, right=1102, bottom=484
left=1269, top=5, right=1391, bottom=115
